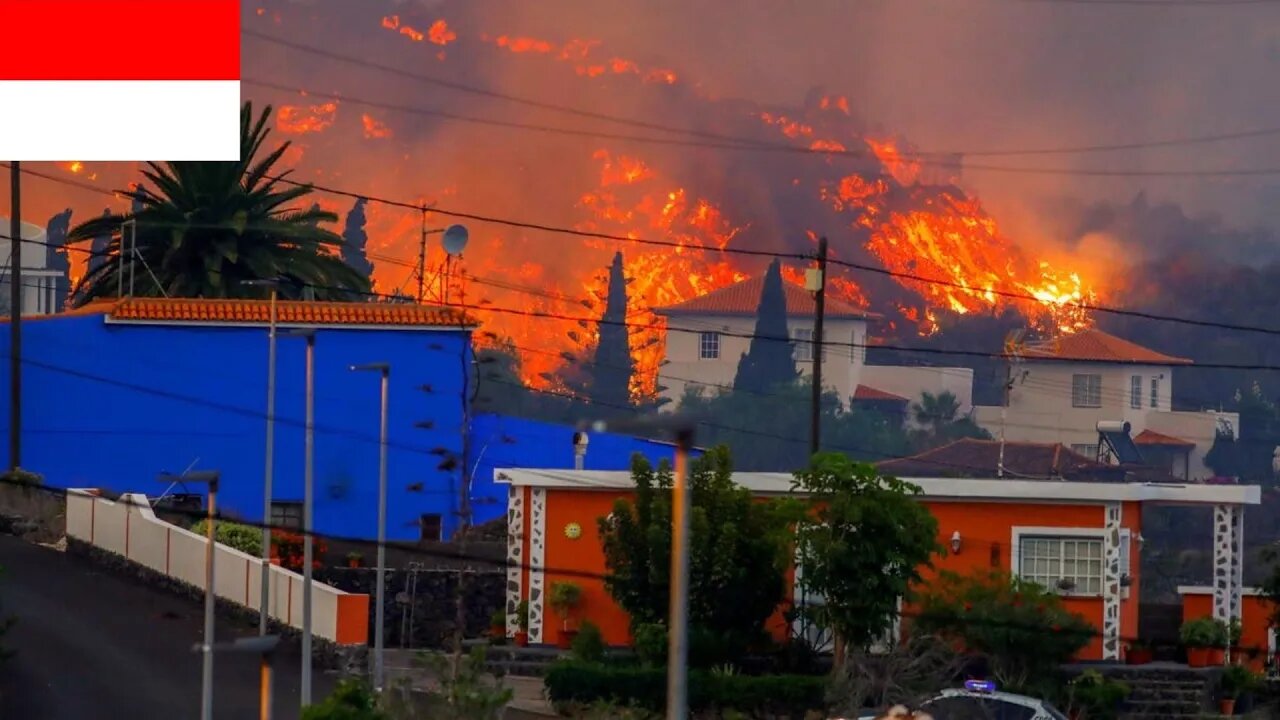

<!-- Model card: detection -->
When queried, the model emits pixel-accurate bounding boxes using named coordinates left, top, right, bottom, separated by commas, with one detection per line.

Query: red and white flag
left=0, top=0, right=241, bottom=161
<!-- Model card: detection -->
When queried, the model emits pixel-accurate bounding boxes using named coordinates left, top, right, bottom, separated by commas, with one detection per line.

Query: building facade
left=654, top=276, right=876, bottom=407
left=972, top=329, right=1236, bottom=480
left=0, top=217, right=68, bottom=315
left=498, top=467, right=1259, bottom=661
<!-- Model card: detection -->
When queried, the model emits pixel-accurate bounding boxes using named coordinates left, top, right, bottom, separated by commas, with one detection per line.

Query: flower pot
left=1220, top=698, right=1236, bottom=716
left=557, top=628, right=579, bottom=650
left=1127, top=648, right=1154, bottom=665
left=1209, top=648, right=1227, bottom=665
left=1187, top=647, right=1211, bottom=667
left=515, top=631, right=529, bottom=647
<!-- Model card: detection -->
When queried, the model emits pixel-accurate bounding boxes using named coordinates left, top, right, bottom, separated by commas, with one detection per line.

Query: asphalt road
left=0, top=535, right=335, bottom=719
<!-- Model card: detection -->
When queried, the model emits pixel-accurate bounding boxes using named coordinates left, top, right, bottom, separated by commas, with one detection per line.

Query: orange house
left=498, top=469, right=1260, bottom=662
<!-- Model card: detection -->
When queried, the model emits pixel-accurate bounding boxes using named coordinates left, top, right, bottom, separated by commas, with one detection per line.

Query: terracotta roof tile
left=654, top=276, right=878, bottom=320
left=1133, top=429, right=1196, bottom=448
left=1022, top=328, right=1190, bottom=365
left=875, top=438, right=1124, bottom=481
left=96, top=297, right=477, bottom=328
left=853, top=384, right=908, bottom=402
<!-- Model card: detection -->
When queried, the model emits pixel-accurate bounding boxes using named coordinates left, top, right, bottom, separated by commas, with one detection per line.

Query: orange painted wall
left=522, top=487, right=1143, bottom=658
left=1182, top=593, right=1275, bottom=672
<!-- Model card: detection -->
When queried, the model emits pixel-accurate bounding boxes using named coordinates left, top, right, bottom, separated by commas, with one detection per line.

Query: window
left=853, top=329, right=865, bottom=364
left=1018, top=535, right=1104, bottom=595
left=793, top=328, right=814, bottom=362
left=1130, top=375, right=1142, bottom=409
left=698, top=331, right=720, bottom=360
left=1150, top=377, right=1160, bottom=408
left=1071, top=374, right=1102, bottom=408
left=1071, top=443, right=1099, bottom=459
left=420, top=513, right=443, bottom=542
left=270, top=501, right=303, bottom=530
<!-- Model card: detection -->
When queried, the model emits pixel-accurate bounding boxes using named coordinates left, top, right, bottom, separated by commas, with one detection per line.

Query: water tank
left=0, top=218, right=49, bottom=270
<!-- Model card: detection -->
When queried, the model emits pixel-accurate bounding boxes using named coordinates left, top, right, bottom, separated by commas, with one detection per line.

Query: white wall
left=860, top=365, right=974, bottom=417
left=659, top=313, right=866, bottom=407
left=65, top=490, right=367, bottom=645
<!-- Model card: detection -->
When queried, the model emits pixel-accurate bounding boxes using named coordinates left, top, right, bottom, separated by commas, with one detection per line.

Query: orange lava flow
left=361, top=114, right=393, bottom=139
left=276, top=102, right=338, bottom=134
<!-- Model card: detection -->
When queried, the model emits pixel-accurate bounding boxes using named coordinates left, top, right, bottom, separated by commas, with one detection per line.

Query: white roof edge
left=103, top=317, right=478, bottom=332
left=493, top=469, right=1262, bottom=505
left=1177, top=585, right=1266, bottom=597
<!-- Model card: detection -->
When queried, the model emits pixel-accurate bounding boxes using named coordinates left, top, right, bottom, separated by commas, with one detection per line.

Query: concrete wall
left=659, top=313, right=867, bottom=407
left=65, top=489, right=368, bottom=645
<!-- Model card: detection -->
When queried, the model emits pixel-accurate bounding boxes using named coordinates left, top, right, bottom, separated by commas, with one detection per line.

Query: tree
left=908, top=391, right=991, bottom=453
left=341, top=197, right=375, bottom=284
left=913, top=570, right=1094, bottom=694
left=586, top=252, right=634, bottom=409
left=67, top=102, right=372, bottom=305
left=791, top=454, right=940, bottom=651
left=86, top=209, right=111, bottom=277
left=301, top=678, right=387, bottom=720
left=597, top=448, right=798, bottom=662
left=45, top=209, right=73, bottom=311
left=733, top=259, right=796, bottom=393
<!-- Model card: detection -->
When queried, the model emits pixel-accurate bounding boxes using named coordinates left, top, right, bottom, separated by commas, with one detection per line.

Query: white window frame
left=1150, top=377, right=1160, bottom=409
left=1071, top=443, right=1099, bottom=460
left=1130, top=375, right=1141, bottom=409
left=793, top=328, right=814, bottom=362
left=1010, top=526, right=1106, bottom=597
left=1072, top=374, right=1102, bottom=408
left=698, top=331, right=720, bottom=360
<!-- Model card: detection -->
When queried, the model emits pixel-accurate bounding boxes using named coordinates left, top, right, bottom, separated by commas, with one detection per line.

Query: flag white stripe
left=0, top=81, right=240, bottom=162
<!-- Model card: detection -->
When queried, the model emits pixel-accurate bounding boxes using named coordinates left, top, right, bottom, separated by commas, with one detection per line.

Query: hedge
left=543, top=661, right=827, bottom=717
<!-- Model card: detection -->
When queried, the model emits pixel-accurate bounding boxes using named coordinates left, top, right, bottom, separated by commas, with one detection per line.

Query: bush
left=0, top=468, right=42, bottom=486
left=1179, top=616, right=1228, bottom=647
left=573, top=621, right=606, bottom=663
left=190, top=519, right=263, bottom=556
left=1222, top=663, right=1263, bottom=699
left=633, top=623, right=666, bottom=667
left=302, top=678, right=387, bottom=719
left=544, top=660, right=827, bottom=717
left=1066, top=670, right=1129, bottom=720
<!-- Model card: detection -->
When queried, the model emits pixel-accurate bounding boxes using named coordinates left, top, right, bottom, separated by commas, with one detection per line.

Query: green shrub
left=0, top=468, right=43, bottom=486
left=190, top=519, right=263, bottom=556
left=302, top=678, right=387, bottom=719
left=544, top=660, right=826, bottom=717
left=1179, top=616, right=1228, bottom=647
left=573, top=621, right=606, bottom=663
left=1222, top=663, right=1263, bottom=699
left=1066, top=670, right=1129, bottom=720
left=632, top=623, right=666, bottom=667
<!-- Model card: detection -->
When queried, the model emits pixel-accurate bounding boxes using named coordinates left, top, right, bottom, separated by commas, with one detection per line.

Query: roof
left=853, top=384, right=908, bottom=402
left=1021, top=328, right=1191, bottom=365
left=494, top=468, right=1262, bottom=506
left=873, top=438, right=1119, bottom=481
left=654, top=275, right=878, bottom=320
left=16, top=297, right=478, bottom=329
left=1134, top=429, right=1196, bottom=448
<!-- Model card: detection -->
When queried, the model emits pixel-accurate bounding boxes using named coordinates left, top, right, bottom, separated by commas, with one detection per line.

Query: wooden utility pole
left=9, top=161, right=21, bottom=471
left=808, top=236, right=828, bottom=458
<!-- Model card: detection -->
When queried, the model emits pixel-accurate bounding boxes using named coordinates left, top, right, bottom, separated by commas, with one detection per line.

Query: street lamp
left=159, top=469, right=222, bottom=720
left=195, top=635, right=282, bottom=720
left=579, top=415, right=696, bottom=720
left=285, top=328, right=317, bottom=707
left=242, top=278, right=283, bottom=637
left=349, top=362, right=390, bottom=691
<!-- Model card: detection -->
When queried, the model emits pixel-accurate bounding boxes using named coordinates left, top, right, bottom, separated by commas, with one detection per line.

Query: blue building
left=0, top=297, right=686, bottom=540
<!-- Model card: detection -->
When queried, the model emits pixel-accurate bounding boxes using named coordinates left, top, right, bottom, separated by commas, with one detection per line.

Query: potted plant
left=345, top=551, right=363, bottom=568
left=549, top=581, right=583, bottom=649
left=489, top=609, right=506, bottom=640
left=1125, top=639, right=1154, bottom=666
left=1229, top=617, right=1244, bottom=656
left=1181, top=616, right=1228, bottom=667
left=1067, top=669, right=1130, bottom=720
left=514, top=600, right=529, bottom=647
left=1221, top=663, right=1261, bottom=716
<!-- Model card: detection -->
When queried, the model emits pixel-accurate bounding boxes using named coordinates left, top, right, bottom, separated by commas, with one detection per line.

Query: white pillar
left=505, top=486, right=525, bottom=637
left=1101, top=502, right=1123, bottom=660
left=1212, top=504, right=1244, bottom=624
left=527, top=488, right=547, bottom=644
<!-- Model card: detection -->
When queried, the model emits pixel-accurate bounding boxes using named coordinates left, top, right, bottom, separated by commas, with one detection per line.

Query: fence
left=65, top=489, right=368, bottom=645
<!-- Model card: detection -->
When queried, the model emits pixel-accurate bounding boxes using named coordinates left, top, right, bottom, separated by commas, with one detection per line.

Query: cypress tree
left=87, top=209, right=111, bottom=277
left=340, top=197, right=374, bottom=282
left=587, top=252, right=634, bottom=409
left=733, top=259, right=797, bottom=393
left=45, top=209, right=73, bottom=311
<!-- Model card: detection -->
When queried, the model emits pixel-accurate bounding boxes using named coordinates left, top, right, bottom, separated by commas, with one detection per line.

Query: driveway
left=0, top=535, right=335, bottom=719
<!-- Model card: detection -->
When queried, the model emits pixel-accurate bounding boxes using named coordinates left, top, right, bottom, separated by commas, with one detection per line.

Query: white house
left=653, top=275, right=877, bottom=407
left=971, top=328, right=1236, bottom=481
left=0, top=217, right=65, bottom=315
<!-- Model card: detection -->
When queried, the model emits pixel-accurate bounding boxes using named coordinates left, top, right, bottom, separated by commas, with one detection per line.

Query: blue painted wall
left=0, top=313, right=473, bottom=540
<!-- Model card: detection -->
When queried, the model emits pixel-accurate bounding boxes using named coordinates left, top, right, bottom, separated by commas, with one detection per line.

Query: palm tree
left=912, top=391, right=962, bottom=435
left=67, top=102, right=373, bottom=306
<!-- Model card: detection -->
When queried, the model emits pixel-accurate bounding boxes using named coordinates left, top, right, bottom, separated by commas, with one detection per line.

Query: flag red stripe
left=0, top=0, right=239, bottom=81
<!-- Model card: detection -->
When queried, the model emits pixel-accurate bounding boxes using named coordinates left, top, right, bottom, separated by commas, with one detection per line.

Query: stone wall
left=318, top=566, right=505, bottom=649
left=0, top=481, right=65, bottom=544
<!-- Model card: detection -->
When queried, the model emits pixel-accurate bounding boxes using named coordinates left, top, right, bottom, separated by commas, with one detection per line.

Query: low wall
left=65, top=489, right=368, bottom=646
left=320, top=567, right=504, bottom=649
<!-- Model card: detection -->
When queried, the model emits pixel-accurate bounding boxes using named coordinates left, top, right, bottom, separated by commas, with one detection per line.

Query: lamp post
left=285, top=328, right=317, bottom=707
left=242, top=278, right=282, bottom=636
left=197, top=635, right=281, bottom=720
left=160, top=470, right=221, bottom=720
left=580, top=415, right=696, bottom=720
left=349, top=362, right=390, bottom=691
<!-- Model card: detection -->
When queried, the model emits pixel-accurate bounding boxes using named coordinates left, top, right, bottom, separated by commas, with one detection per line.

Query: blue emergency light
left=964, top=680, right=997, bottom=693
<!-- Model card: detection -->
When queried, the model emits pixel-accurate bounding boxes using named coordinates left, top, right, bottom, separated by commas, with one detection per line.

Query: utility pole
left=807, top=236, right=828, bottom=458
left=417, top=210, right=428, bottom=303
left=666, top=427, right=695, bottom=720
left=8, top=162, right=20, bottom=471
left=999, top=331, right=1024, bottom=479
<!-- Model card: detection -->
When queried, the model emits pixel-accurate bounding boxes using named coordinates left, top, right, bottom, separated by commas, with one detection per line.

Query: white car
left=851, top=681, right=1069, bottom=720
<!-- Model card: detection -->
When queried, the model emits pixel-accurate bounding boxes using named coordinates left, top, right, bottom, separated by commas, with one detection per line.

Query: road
left=0, top=535, right=335, bottom=719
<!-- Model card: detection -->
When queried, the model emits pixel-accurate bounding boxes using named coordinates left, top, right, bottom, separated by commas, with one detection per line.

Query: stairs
left=1076, top=664, right=1217, bottom=720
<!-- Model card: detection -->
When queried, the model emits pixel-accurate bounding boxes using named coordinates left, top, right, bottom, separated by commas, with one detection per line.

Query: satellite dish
left=442, top=224, right=469, bottom=256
